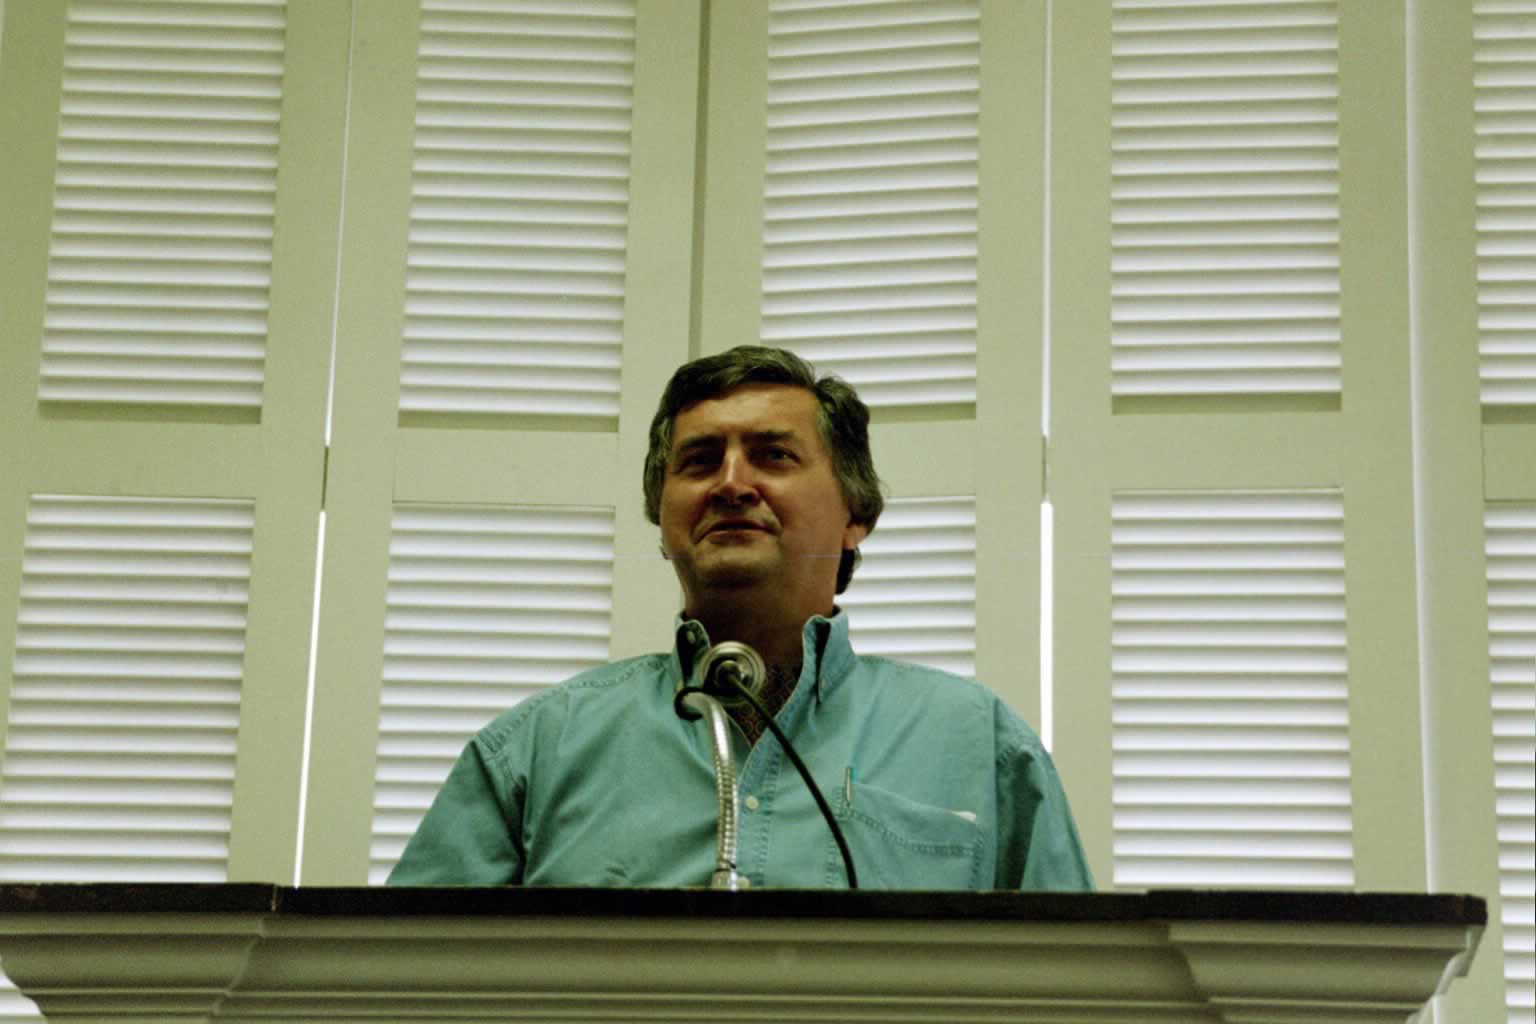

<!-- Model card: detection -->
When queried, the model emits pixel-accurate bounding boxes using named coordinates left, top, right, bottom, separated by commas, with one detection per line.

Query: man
left=389, top=346, right=1092, bottom=890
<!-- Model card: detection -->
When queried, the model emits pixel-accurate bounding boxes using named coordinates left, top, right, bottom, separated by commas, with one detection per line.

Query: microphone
left=698, top=641, right=766, bottom=703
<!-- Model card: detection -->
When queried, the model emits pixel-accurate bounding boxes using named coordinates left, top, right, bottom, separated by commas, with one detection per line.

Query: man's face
left=659, top=384, right=868, bottom=619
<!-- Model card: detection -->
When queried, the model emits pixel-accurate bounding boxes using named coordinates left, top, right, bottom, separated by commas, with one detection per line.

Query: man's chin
left=680, top=550, right=777, bottom=591
left=695, top=564, right=771, bottom=590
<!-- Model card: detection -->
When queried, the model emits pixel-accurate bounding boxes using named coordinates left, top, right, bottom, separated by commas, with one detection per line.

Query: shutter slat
left=1485, top=502, right=1536, bottom=1020
left=37, top=0, right=285, bottom=411
left=1111, top=490, right=1354, bottom=889
left=398, top=0, right=635, bottom=420
left=840, top=497, right=976, bottom=678
left=0, top=494, right=251, bottom=888
left=1111, top=0, right=1340, bottom=398
left=1477, top=3, right=1536, bottom=406
left=368, top=504, right=615, bottom=883
left=762, top=0, right=979, bottom=409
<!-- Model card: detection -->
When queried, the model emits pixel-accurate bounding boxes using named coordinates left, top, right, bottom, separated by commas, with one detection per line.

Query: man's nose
left=709, top=450, right=759, bottom=504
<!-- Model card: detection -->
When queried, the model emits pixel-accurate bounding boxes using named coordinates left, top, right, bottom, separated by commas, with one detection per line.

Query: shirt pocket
left=825, top=779, right=983, bottom=890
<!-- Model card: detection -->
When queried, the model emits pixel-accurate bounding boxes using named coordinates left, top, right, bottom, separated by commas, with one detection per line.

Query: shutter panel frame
left=1050, top=0, right=1428, bottom=892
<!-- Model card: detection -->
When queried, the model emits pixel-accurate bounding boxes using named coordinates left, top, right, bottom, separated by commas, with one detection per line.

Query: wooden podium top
left=0, top=880, right=1487, bottom=924
left=0, top=884, right=1488, bottom=1023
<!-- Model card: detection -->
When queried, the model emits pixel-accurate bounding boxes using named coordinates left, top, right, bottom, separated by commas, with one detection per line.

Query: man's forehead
left=671, top=384, right=819, bottom=441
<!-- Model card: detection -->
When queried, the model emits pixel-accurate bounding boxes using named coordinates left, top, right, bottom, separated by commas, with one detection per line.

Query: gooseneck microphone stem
left=674, top=688, right=744, bottom=891
left=675, top=639, right=859, bottom=890
left=719, top=675, right=859, bottom=890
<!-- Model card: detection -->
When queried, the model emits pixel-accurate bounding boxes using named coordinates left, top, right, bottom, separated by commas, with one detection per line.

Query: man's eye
left=764, top=447, right=795, bottom=462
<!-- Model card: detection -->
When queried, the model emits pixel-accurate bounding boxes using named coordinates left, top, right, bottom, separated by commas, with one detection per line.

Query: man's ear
left=841, top=521, right=869, bottom=551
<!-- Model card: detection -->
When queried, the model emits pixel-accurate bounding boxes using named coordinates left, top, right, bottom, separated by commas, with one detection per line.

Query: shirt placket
left=734, top=645, right=834, bottom=887
left=731, top=725, right=782, bottom=888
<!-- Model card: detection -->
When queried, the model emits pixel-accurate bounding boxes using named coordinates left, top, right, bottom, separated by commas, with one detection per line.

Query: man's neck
left=685, top=599, right=826, bottom=678
left=684, top=599, right=831, bottom=747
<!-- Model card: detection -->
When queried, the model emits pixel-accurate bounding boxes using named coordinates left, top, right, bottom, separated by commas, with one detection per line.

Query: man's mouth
left=705, top=520, right=767, bottom=536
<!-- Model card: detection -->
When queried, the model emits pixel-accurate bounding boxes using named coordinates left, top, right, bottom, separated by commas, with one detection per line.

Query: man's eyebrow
left=745, top=429, right=800, bottom=445
left=672, top=434, right=721, bottom=457
left=672, top=429, right=802, bottom=454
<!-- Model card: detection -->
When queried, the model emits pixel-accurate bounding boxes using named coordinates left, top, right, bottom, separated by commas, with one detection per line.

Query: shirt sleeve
left=387, top=734, right=525, bottom=886
left=992, top=701, right=1096, bottom=892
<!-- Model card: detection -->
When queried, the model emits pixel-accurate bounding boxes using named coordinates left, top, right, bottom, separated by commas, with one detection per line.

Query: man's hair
left=643, top=345, right=884, bottom=594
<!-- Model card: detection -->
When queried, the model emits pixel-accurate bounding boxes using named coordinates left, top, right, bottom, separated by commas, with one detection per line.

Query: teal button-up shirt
left=388, top=612, right=1093, bottom=890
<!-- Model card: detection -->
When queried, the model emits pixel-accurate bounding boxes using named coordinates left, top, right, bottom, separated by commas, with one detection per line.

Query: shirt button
left=744, top=795, right=760, bottom=811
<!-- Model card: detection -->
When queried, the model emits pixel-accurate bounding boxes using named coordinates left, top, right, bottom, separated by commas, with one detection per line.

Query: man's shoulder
left=560, top=651, right=672, bottom=693
left=851, top=653, right=1046, bottom=747
left=852, top=653, right=995, bottom=706
left=472, top=651, right=672, bottom=753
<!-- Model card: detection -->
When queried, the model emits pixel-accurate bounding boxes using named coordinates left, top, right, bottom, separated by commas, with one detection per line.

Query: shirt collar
left=669, top=608, right=856, bottom=702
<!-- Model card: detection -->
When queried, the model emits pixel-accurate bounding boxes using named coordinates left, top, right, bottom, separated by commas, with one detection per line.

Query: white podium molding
left=0, top=884, right=1485, bottom=1023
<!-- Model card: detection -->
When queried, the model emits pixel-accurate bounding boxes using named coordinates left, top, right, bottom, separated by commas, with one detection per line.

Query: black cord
left=673, top=687, right=704, bottom=721
left=720, top=678, right=859, bottom=890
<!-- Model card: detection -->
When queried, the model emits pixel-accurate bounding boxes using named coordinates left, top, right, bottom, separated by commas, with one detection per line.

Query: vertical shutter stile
left=763, top=0, right=980, bottom=408
left=39, top=0, right=286, bottom=410
left=1110, top=0, right=1341, bottom=399
left=1475, top=1, right=1536, bottom=408
left=1111, top=490, right=1354, bottom=888
left=368, top=504, right=615, bottom=883
left=400, top=0, right=636, bottom=420
left=1486, top=504, right=1536, bottom=1022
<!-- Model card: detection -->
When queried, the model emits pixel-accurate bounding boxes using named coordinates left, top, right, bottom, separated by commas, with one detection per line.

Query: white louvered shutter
left=762, top=0, right=980, bottom=408
left=368, top=504, right=614, bottom=882
left=38, top=0, right=285, bottom=409
left=1486, top=504, right=1536, bottom=1023
left=0, top=495, right=253, bottom=881
left=841, top=497, right=976, bottom=679
left=1476, top=2, right=1536, bottom=408
left=1110, top=490, right=1353, bottom=888
left=1110, top=0, right=1341, bottom=397
left=400, top=0, right=636, bottom=419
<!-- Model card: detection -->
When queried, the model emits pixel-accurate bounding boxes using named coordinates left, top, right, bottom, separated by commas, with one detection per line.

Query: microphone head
left=699, top=641, right=767, bottom=702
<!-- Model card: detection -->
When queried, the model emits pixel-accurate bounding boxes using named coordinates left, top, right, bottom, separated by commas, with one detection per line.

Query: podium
left=0, top=884, right=1484, bottom=1022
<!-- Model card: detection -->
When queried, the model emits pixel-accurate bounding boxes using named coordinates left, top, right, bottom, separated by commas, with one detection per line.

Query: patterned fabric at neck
left=730, top=662, right=800, bottom=745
